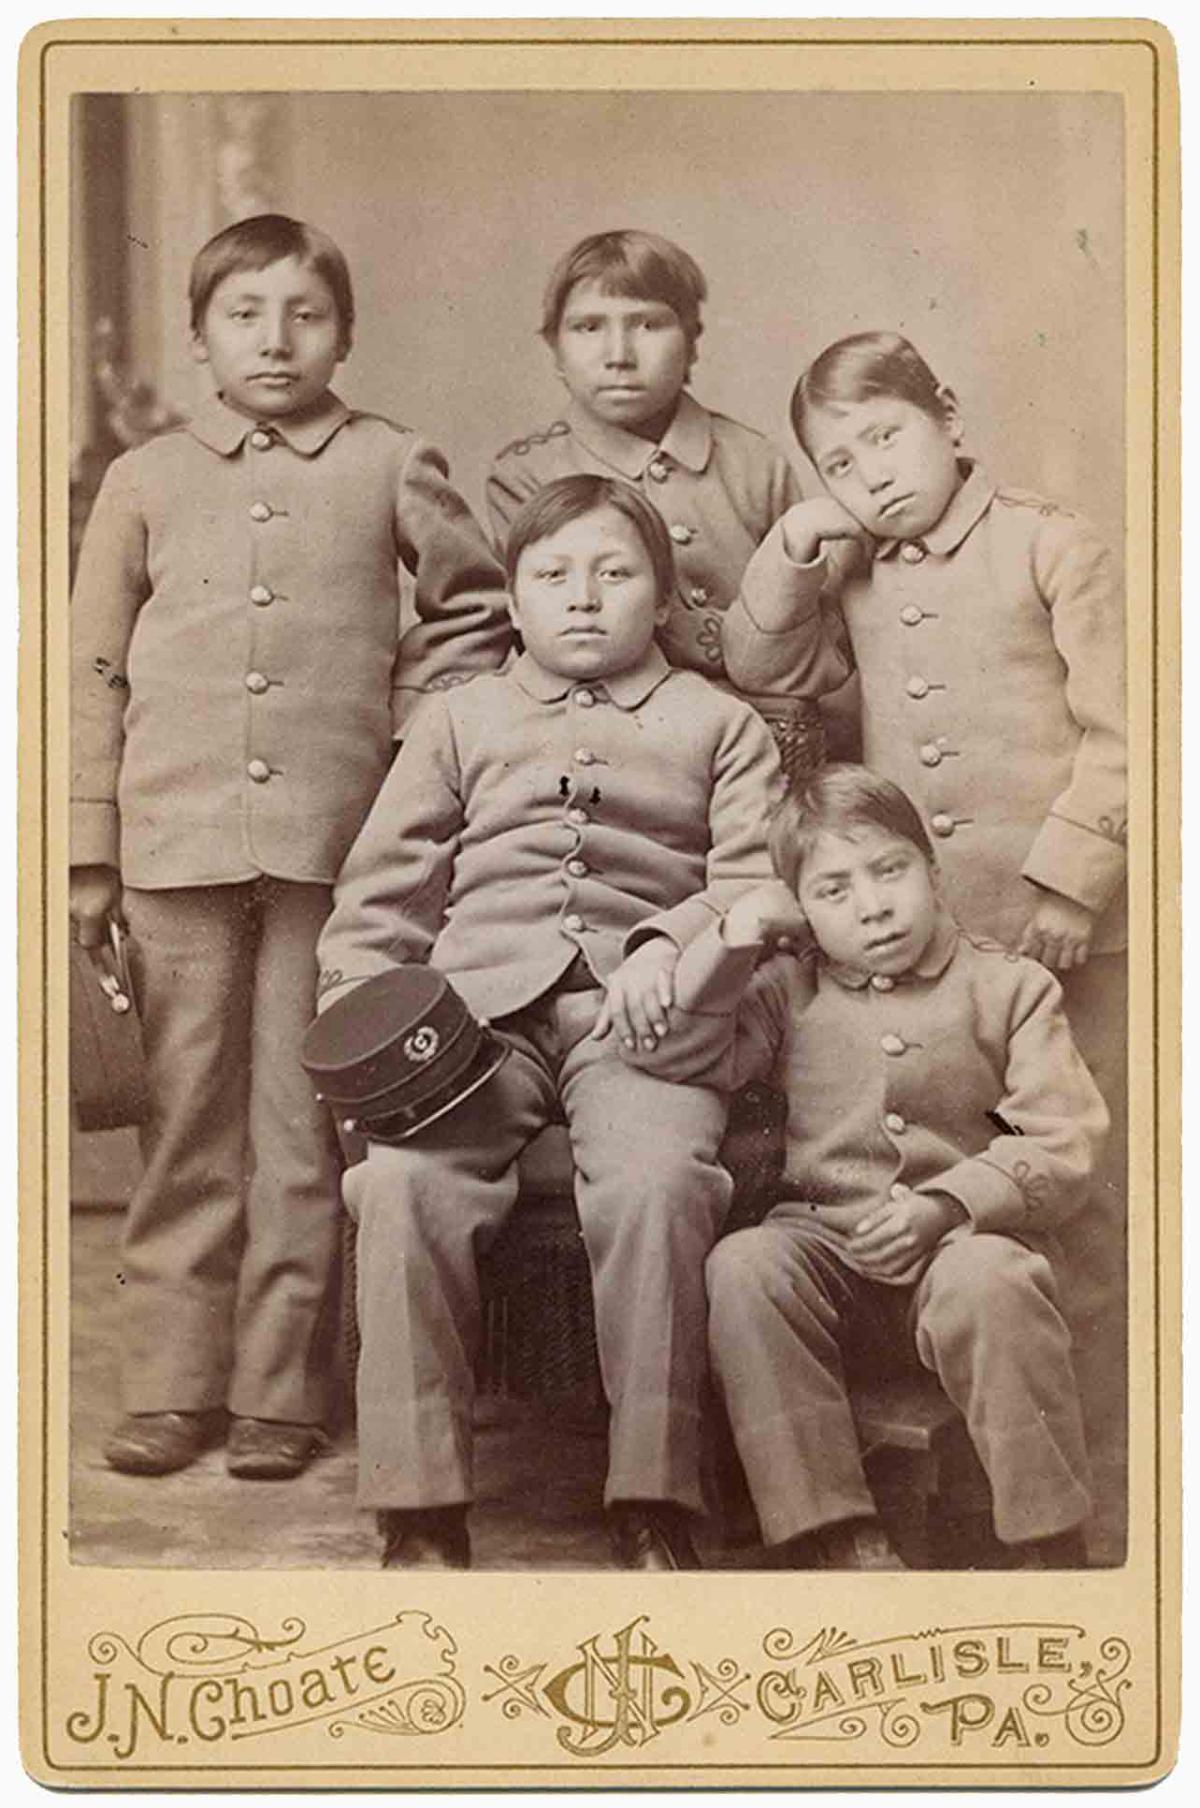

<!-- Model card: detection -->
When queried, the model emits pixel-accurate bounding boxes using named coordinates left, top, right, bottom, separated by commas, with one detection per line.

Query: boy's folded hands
left=849, top=1183, right=967, bottom=1280
left=592, top=938, right=681, bottom=1051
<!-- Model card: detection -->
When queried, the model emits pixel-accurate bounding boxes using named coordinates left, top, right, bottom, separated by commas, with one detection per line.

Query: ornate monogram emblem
left=403, top=1024, right=440, bottom=1064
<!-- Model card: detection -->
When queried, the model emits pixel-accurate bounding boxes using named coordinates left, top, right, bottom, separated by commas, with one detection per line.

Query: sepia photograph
left=19, top=17, right=1178, bottom=1788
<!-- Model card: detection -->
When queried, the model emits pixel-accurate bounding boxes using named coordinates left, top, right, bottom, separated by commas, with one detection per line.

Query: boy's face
left=192, top=255, right=346, bottom=420
left=797, top=823, right=940, bottom=976
left=510, top=505, right=668, bottom=681
left=553, top=281, right=691, bottom=442
left=804, top=394, right=964, bottom=541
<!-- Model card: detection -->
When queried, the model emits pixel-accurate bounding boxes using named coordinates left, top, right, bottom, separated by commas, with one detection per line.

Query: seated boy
left=315, top=473, right=783, bottom=1570
left=621, top=764, right=1107, bottom=1570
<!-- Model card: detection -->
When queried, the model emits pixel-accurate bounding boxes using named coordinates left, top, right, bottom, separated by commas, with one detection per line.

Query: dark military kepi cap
left=301, top=966, right=509, bottom=1144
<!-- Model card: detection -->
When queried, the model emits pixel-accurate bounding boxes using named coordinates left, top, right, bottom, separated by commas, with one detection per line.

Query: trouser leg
left=1059, top=953, right=1128, bottom=1525
left=913, top=1233, right=1092, bottom=1543
left=706, top=1219, right=878, bottom=1544
left=229, top=878, right=342, bottom=1424
left=559, top=1008, right=731, bottom=1517
left=343, top=1035, right=557, bottom=1510
left=119, top=884, right=253, bottom=1412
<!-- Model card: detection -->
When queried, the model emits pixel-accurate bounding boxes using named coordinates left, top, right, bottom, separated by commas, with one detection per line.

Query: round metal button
left=880, top=1033, right=906, bottom=1056
left=869, top=973, right=895, bottom=991
left=250, top=429, right=273, bottom=450
left=564, top=913, right=585, bottom=933
left=567, top=807, right=589, bottom=826
left=931, top=813, right=956, bottom=838
left=905, top=675, right=930, bottom=699
left=245, top=671, right=270, bottom=694
left=648, top=460, right=669, bottom=483
left=249, top=502, right=272, bottom=522
left=919, top=742, right=943, bottom=767
left=890, top=1181, right=908, bottom=1200
left=247, top=759, right=271, bottom=783
left=900, top=542, right=926, bottom=563
left=900, top=604, right=923, bottom=626
left=574, top=688, right=596, bottom=708
left=669, top=524, right=694, bottom=545
left=567, top=859, right=588, bottom=878
left=249, top=584, right=274, bottom=606
left=884, top=1112, right=907, bottom=1135
left=574, top=748, right=595, bottom=766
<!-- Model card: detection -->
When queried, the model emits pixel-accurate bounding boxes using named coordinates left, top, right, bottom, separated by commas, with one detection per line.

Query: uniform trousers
left=706, top=1222, right=1092, bottom=1547
left=342, top=985, right=731, bottom=1515
left=1059, top=951, right=1128, bottom=1497
left=120, top=879, right=342, bottom=1423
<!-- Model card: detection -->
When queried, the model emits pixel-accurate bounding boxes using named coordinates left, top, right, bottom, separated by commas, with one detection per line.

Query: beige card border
left=18, top=16, right=1181, bottom=1788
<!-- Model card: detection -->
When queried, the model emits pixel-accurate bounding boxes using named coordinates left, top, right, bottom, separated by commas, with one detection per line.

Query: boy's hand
left=722, top=881, right=809, bottom=950
left=593, top=939, right=681, bottom=1051
left=69, top=864, right=123, bottom=949
left=780, top=498, right=864, bottom=567
left=849, top=1184, right=967, bottom=1280
left=1018, top=893, right=1095, bottom=971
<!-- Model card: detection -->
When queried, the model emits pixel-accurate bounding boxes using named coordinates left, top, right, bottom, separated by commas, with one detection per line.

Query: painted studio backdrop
left=69, top=87, right=1127, bottom=1567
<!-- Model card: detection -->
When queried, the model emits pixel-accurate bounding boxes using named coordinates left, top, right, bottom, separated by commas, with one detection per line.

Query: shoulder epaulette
left=350, top=411, right=416, bottom=438
left=993, top=487, right=1077, bottom=522
left=493, top=420, right=571, bottom=462
left=963, top=931, right=1022, bottom=961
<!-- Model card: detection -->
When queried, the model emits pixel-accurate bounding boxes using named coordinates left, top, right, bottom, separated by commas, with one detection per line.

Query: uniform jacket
left=316, top=645, right=783, bottom=1024
left=486, top=393, right=803, bottom=685
left=71, top=391, right=510, bottom=888
left=723, top=464, right=1126, bottom=951
left=623, top=907, right=1109, bottom=1285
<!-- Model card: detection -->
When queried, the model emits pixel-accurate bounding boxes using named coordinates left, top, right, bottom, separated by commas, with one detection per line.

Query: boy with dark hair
left=621, top=764, right=1107, bottom=1570
left=316, top=473, right=783, bottom=1570
left=70, top=212, right=509, bottom=1481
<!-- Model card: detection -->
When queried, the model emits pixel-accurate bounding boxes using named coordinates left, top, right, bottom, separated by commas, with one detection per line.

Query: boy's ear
left=936, top=385, right=964, bottom=445
left=505, top=594, right=523, bottom=633
left=190, top=328, right=210, bottom=366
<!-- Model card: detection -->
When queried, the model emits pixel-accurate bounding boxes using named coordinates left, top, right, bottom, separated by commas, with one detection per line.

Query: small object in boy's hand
left=987, top=1108, right=1024, bottom=1136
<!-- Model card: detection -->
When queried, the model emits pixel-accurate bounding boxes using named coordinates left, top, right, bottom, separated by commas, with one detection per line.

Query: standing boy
left=70, top=214, right=509, bottom=1481
left=317, top=474, right=783, bottom=1569
left=485, top=232, right=831, bottom=721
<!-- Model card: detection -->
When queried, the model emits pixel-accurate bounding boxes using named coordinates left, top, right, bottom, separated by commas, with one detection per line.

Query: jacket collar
left=874, top=461, right=995, bottom=559
left=820, top=906, right=961, bottom=991
left=511, top=643, right=673, bottom=708
left=186, top=389, right=352, bottom=457
left=565, top=390, right=713, bottom=479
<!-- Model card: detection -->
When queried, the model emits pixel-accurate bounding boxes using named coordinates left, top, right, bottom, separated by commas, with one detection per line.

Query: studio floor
left=69, top=1206, right=1125, bottom=1573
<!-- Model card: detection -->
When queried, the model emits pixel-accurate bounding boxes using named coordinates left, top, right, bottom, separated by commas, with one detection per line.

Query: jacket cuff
left=672, top=924, right=760, bottom=1012
left=1021, top=812, right=1126, bottom=914
left=919, top=1157, right=1026, bottom=1235
left=626, top=894, right=721, bottom=957
left=71, top=800, right=120, bottom=870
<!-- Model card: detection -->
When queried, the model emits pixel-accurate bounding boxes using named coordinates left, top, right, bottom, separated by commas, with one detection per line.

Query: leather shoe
left=104, top=1410, right=226, bottom=1476
left=379, top=1508, right=471, bottom=1570
left=608, top=1503, right=701, bottom=1571
left=776, top=1516, right=907, bottom=1570
left=226, top=1417, right=327, bottom=1480
left=1007, top=1527, right=1089, bottom=1570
